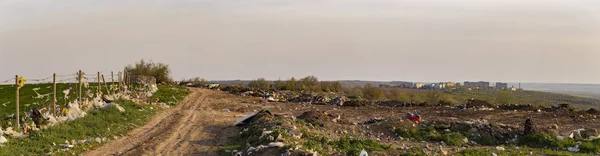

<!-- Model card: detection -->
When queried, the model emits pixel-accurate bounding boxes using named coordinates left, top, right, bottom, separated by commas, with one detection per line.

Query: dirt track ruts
left=85, top=88, right=241, bottom=156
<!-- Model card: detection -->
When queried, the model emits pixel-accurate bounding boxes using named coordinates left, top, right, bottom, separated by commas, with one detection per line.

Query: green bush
left=362, top=84, right=384, bottom=101
left=458, top=149, right=493, bottom=156
left=248, top=78, right=271, bottom=90
left=580, top=139, right=600, bottom=153
left=395, top=127, right=466, bottom=146
left=518, top=133, right=576, bottom=149
left=125, top=59, right=173, bottom=83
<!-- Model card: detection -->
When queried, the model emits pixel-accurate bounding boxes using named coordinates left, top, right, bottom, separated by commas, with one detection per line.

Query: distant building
left=444, top=82, right=456, bottom=88
left=496, top=82, right=508, bottom=89
left=455, top=83, right=461, bottom=87
left=464, top=81, right=490, bottom=88
left=414, top=83, right=425, bottom=89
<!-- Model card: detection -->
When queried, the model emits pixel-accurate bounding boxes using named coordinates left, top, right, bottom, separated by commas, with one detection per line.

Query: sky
left=1, top=0, right=599, bottom=84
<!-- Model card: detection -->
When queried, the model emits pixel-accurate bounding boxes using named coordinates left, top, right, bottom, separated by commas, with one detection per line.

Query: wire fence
left=0, top=70, right=147, bottom=129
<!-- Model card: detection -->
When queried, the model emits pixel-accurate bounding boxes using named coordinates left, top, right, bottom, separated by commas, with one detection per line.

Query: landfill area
left=88, top=87, right=600, bottom=155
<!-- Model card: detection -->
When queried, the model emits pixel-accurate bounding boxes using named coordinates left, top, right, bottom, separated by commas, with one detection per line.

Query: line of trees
left=248, top=76, right=343, bottom=92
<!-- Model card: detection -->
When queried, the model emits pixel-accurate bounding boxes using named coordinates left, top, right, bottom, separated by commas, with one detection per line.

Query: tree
left=125, top=59, right=172, bottom=83
left=362, top=84, right=384, bottom=100
left=248, top=78, right=271, bottom=90
left=299, top=76, right=320, bottom=92
left=387, top=88, right=410, bottom=102
left=496, top=91, right=515, bottom=104
left=288, top=77, right=297, bottom=91
left=344, top=87, right=364, bottom=99
left=424, top=91, right=443, bottom=105
left=320, top=81, right=342, bottom=92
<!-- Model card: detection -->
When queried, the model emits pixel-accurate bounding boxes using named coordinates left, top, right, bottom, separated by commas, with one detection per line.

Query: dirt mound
left=344, top=100, right=371, bottom=107
left=297, top=111, right=343, bottom=127
left=377, top=100, right=411, bottom=107
left=465, top=99, right=493, bottom=108
left=223, top=85, right=251, bottom=94
left=587, top=108, right=599, bottom=115
left=499, top=104, right=539, bottom=111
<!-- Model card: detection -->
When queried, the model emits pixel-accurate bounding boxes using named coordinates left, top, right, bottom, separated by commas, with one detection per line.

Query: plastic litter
left=405, top=112, right=422, bottom=123
left=568, top=145, right=580, bottom=152
left=234, top=113, right=257, bottom=126
left=0, top=135, right=7, bottom=144
left=360, top=149, right=368, bottom=156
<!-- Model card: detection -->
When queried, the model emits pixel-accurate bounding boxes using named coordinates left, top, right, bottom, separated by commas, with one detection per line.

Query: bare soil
left=86, top=88, right=600, bottom=155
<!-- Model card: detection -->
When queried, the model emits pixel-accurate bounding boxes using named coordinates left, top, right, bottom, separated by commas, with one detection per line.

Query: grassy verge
left=0, top=85, right=189, bottom=155
left=151, top=84, right=190, bottom=105
left=0, top=99, right=156, bottom=155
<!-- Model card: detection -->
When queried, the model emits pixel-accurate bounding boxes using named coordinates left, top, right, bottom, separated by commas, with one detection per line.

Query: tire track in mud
left=85, top=88, right=236, bottom=156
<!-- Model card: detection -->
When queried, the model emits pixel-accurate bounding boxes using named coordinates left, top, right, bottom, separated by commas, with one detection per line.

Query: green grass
left=0, top=84, right=190, bottom=155
left=151, top=84, right=190, bottom=105
left=298, top=130, right=392, bottom=156
left=448, top=88, right=600, bottom=108
left=0, top=99, right=156, bottom=155
left=395, top=127, right=467, bottom=146
left=459, top=147, right=594, bottom=156
left=0, top=83, right=114, bottom=128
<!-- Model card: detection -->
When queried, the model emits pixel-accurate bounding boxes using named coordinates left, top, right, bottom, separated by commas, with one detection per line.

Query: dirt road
left=86, top=88, right=245, bottom=156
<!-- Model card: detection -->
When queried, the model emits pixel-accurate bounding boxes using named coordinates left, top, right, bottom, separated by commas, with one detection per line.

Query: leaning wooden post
left=123, top=71, right=126, bottom=88
left=97, top=72, right=101, bottom=95
left=53, top=73, right=57, bottom=117
left=15, top=75, right=20, bottom=130
left=78, top=70, right=82, bottom=102
left=117, top=72, right=121, bottom=92
left=111, top=71, right=115, bottom=91
left=102, top=75, right=111, bottom=95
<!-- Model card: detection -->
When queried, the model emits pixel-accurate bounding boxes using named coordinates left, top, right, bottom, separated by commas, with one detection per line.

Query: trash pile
left=405, top=113, right=422, bottom=123
left=499, top=104, right=539, bottom=111
left=465, top=99, right=493, bottom=108
left=426, top=119, right=521, bottom=145
left=231, top=110, right=380, bottom=155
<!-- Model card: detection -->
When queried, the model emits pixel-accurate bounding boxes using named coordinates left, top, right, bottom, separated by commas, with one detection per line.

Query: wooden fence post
left=53, top=73, right=57, bottom=117
left=97, top=72, right=101, bottom=95
left=78, top=70, right=82, bottom=102
left=15, top=75, right=20, bottom=130
left=117, top=72, right=121, bottom=92
left=123, top=70, right=126, bottom=88
left=102, top=75, right=111, bottom=95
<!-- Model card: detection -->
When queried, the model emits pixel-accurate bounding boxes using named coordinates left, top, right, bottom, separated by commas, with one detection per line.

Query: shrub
left=248, top=78, right=271, bottom=90
left=362, top=84, right=384, bottom=100
left=395, top=127, right=466, bottom=146
left=125, top=59, right=173, bottom=83
left=580, top=139, right=600, bottom=153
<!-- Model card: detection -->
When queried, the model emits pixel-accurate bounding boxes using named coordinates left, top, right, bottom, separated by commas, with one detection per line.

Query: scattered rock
left=523, top=118, right=537, bottom=135
left=495, top=146, right=506, bottom=151
left=0, top=135, right=7, bottom=144
left=58, top=144, right=74, bottom=148
left=268, top=142, right=285, bottom=148
left=568, top=145, right=580, bottom=152
left=95, top=137, right=102, bottom=143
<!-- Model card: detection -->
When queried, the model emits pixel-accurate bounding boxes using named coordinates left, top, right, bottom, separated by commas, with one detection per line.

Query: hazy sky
left=1, top=0, right=599, bottom=83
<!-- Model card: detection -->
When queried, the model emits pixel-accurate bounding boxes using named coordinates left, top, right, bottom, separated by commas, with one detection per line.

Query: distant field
left=509, top=83, right=600, bottom=99
left=448, top=89, right=600, bottom=109
left=209, top=80, right=600, bottom=109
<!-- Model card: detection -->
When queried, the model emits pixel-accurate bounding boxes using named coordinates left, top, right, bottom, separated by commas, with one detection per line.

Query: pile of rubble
left=499, top=104, right=539, bottom=111
left=231, top=110, right=320, bottom=156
